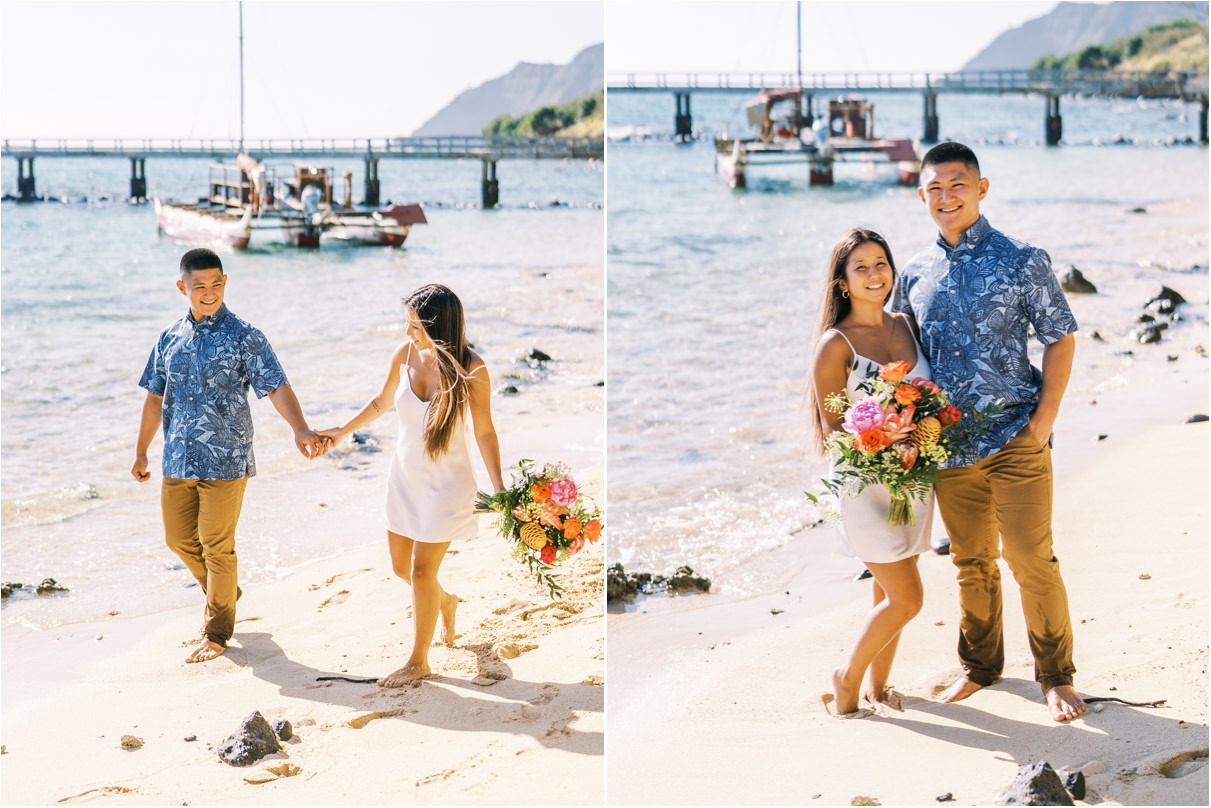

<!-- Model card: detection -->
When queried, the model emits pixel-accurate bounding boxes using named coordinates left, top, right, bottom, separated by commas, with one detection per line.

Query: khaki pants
left=161, top=476, right=248, bottom=647
left=934, top=427, right=1075, bottom=693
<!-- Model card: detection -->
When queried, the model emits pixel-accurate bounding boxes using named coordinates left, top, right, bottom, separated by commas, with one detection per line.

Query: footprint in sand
left=318, top=589, right=351, bottom=611
left=820, top=692, right=874, bottom=720
left=1151, top=749, right=1209, bottom=779
left=324, top=569, right=373, bottom=587
left=346, top=708, right=408, bottom=729
left=493, top=641, right=538, bottom=661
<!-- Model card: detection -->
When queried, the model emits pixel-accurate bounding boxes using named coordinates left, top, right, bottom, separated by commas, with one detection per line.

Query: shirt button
left=954, top=351, right=960, bottom=356
left=952, top=320, right=958, bottom=325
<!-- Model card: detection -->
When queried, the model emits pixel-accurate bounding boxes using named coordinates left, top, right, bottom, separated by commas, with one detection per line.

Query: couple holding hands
left=133, top=249, right=502, bottom=687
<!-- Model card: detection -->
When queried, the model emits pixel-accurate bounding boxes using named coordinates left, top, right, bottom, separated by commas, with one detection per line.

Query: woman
left=808, top=228, right=935, bottom=716
left=320, top=284, right=504, bottom=687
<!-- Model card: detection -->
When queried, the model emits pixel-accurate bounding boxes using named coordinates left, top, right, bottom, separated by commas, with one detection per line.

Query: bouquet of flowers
left=475, top=460, right=603, bottom=598
left=809, top=359, right=983, bottom=526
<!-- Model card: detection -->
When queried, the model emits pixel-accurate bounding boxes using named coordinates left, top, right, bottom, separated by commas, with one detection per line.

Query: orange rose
left=894, top=384, right=922, bottom=406
left=879, top=360, right=913, bottom=385
left=563, top=517, right=582, bottom=539
left=530, top=480, right=552, bottom=503
left=854, top=428, right=891, bottom=454
left=583, top=519, right=602, bottom=543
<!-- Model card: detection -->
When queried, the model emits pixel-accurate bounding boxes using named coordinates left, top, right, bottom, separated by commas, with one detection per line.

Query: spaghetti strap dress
left=828, top=326, right=935, bottom=564
left=384, top=346, right=480, bottom=543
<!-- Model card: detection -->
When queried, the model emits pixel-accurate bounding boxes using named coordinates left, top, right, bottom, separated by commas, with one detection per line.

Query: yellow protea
left=910, top=416, right=942, bottom=448
left=519, top=521, right=549, bottom=550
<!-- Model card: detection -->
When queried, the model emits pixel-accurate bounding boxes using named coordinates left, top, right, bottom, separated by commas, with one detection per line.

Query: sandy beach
left=1, top=411, right=605, bottom=805
left=607, top=326, right=1208, bottom=804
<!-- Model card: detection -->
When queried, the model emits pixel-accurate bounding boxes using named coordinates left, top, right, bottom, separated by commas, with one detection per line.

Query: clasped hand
left=296, top=428, right=334, bottom=459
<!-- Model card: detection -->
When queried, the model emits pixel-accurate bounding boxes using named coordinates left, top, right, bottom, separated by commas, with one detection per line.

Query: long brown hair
left=404, top=284, right=474, bottom=460
left=806, top=228, right=896, bottom=454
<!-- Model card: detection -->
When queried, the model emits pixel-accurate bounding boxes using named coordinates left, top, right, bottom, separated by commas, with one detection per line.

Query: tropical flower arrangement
left=807, top=359, right=991, bottom=526
left=475, top=459, right=603, bottom=598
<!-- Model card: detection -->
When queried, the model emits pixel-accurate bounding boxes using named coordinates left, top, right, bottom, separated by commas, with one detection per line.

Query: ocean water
left=605, top=90, right=1208, bottom=592
left=1, top=154, right=604, bottom=629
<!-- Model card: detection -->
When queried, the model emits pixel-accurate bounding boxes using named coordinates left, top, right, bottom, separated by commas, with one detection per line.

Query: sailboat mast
left=796, top=0, right=802, bottom=92
left=238, top=1, right=245, bottom=154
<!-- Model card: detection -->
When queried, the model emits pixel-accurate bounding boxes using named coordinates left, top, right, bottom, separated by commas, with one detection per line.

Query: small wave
left=2, top=482, right=102, bottom=527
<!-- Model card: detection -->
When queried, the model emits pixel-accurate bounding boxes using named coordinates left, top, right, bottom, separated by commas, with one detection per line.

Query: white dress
left=829, top=328, right=935, bottom=564
left=384, top=349, right=479, bottom=543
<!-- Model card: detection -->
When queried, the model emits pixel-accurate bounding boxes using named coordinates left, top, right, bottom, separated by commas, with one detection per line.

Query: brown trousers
left=161, top=476, right=248, bottom=647
left=934, top=427, right=1075, bottom=693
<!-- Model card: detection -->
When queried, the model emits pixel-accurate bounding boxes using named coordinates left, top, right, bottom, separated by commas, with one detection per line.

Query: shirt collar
left=188, top=303, right=229, bottom=329
left=937, top=214, right=991, bottom=255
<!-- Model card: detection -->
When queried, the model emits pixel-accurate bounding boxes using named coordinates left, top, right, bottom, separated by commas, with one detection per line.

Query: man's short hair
left=921, top=142, right=981, bottom=177
left=180, top=247, right=223, bottom=277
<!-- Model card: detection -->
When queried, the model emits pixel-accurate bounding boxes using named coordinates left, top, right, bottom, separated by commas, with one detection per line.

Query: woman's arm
left=318, top=343, right=408, bottom=446
left=812, top=332, right=853, bottom=439
left=466, top=355, right=504, bottom=493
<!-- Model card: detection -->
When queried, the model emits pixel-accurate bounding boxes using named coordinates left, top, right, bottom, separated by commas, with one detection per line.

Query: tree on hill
left=1031, top=18, right=1208, bottom=71
left=484, top=91, right=603, bottom=137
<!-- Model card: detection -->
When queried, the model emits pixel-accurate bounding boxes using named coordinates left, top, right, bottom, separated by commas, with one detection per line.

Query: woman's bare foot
left=938, top=676, right=983, bottom=703
left=439, top=592, right=459, bottom=646
left=831, top=666, right=860, bottom=715
left=186, top=640, right=226, bottom=663
left=379, top=662, right=431, bottom=687
left=1046, top=685, right=1087, bottom=722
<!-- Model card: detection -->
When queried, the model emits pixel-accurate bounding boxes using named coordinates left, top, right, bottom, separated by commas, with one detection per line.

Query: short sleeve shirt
left=139, top=304, right=288, bottom=480
left=892, top=216, right=1077, bottom=467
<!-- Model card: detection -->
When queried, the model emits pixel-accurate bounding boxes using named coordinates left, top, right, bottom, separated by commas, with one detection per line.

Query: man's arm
left=266, top=384, right=325, bottom=458
left=132, top=392, right=163, bottom=482
left=1029, top=333, right=1075, bottom=443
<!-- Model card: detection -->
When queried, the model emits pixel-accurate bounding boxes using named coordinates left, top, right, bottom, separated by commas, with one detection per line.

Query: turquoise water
left=605, top=91, right=1208, bottom=589
left=1, top=155, right=604, bottom=627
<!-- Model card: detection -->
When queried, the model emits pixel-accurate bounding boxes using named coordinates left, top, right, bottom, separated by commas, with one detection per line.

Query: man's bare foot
left=186, top=640, right=226, bottom=663
left=1046, top=685, right=1087, bottom=722
left=379, top=662, right=431, bottom=687
left=939, top=676, right=984, bottom=703
left=831, top=666, right=860, bottom=715
left=440, top=592, right=458, bottom=646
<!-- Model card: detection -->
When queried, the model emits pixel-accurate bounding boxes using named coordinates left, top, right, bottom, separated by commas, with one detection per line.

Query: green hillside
left=1032, top=18, right=1208, bottom=71
left=483, top=91, right=604, bottom=138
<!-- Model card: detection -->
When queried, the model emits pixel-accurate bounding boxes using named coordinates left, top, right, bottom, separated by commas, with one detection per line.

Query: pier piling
left=16, top=156, right=37, bottom=202
left=923, top=92, right=939, bottom=143
left=1200, top=95, right=1208, bottom=145
left=674, top=92, right=693, bottom=141
left=1045, top=94, right=1063, bottom=146
left=363, top=155, right=380, bottom=206
left=129, top=157, right=147, bottom=202
left=481, top=159, right=499, bottom=208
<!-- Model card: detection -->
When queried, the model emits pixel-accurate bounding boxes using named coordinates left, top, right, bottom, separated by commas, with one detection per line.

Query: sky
left=0, top=1, right=605, bottom=140
left=0, top=1, right=1065, bottom=140
left=606, top=1, right=1059, bottom=75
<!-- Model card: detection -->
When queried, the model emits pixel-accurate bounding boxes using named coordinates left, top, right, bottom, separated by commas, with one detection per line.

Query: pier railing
left=608, top=69, right=1209, bottom=100
left=0, top=135, right=604, bottom=161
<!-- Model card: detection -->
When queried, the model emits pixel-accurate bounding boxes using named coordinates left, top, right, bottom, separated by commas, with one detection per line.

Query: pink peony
left=549, top=477, right=579, bottom=507
left=842, top=398, right=886, bottom=434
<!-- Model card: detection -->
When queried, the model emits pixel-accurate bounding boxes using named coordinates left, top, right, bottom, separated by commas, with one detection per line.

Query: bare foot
left=440, top=592, right=458, bottom=646
left=938, top=676, right=984, bottom=703
left=379, top=662, right=431, bottom=688
left=1046, top=685, right=1087, bottom=722
left=831, top=666, right=860, bottom=715
left=186, top=640, right=226, bottom=663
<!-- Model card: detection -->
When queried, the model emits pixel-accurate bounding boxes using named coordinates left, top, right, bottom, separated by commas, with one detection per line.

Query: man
left=132, top=247, right=327, bottom=663
left=892, top=142, right=1085, bottom=722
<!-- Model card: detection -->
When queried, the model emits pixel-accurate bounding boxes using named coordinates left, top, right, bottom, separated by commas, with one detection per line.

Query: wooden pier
left=1, top=135, right=604, bottom=205
left=607, top=68, right=1210, bottom=145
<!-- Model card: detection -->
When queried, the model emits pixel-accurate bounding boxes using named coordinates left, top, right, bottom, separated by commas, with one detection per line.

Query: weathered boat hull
left=324, top=205, right=426, bottom=247
left=155, top=198, right=252, bottom=250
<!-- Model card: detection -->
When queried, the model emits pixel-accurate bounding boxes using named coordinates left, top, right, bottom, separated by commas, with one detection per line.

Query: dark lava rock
left=1059, top=769, right=1085, bottom=801
left=499, top=385, right=520, bottom=395
left=668, top=566, right=711, bottom=594
left=1187, top=414, right=1209, bottom=424
left=1128, top=207, right=1147, bottom=213
left=1133, top=322, right=1168, bottom=344
left=607, top=564, right=638, bottom=603
left=1089, top=331, right=1105, bottom=342
left=1146, top=286, right=1187, bottom=316
left=855, top=568, right=873, bottom=581
left=217, top=711, right=281, bottom=767
left=35, top=578, right=69, bottom=595
left=996, top=761, right=1074, bottom=806
left=1060, top=267, right=1097, bottom=294
left=528, top=349, right=552, bottom=362
left=1, top=582, right=24, bottom=599
left=936, top=794, right=955, bottom=803
left=184, top=735, right=197, bottom=742
left=933, top=536, right=951, bottom=556
left=271, top=718, right=292, bottom=742
left=1137, top=313, right=1156, bottom=323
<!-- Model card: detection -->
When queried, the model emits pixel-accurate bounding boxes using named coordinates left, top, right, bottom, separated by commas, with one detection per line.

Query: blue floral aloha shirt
left=139, top=304, right=289, bottom=480
left=892, top=215, right=1078, bottom=468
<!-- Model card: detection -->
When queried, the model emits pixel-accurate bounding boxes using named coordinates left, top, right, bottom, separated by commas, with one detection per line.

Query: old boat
left=715, top=91, right=921, bottom=188
left=274, top=163, right=427, bottom=248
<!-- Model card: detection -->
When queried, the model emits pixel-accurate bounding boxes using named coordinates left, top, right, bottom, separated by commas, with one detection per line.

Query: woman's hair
left=806, top=228, right=896, bottom=454
left=403, top=284, right=474, bottom=460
